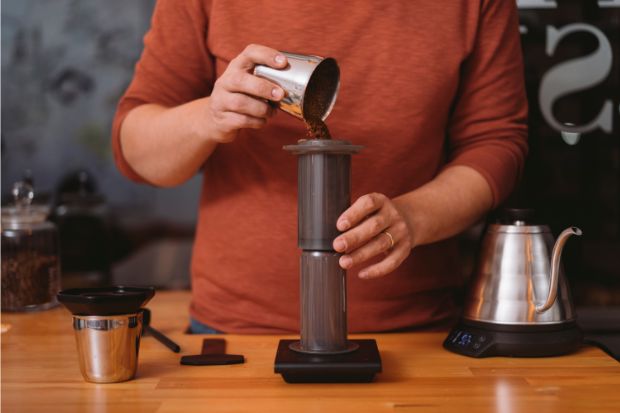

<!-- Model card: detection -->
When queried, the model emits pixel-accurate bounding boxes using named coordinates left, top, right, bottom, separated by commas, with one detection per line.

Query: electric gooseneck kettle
left=444, top=208, right=583, bottom=357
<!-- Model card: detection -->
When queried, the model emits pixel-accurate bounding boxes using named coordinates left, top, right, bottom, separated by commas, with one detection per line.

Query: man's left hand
left=333, top=193, right=414, bottom=279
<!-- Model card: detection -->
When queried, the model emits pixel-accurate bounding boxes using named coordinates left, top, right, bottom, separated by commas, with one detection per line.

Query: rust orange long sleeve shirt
left=112, top=0, right=528, bottom=333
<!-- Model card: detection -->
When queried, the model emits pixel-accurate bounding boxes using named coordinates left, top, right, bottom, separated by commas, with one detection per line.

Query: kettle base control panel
left=443, top=320, right=583, bottom=358
left=444, top=329, right=493, bottom=357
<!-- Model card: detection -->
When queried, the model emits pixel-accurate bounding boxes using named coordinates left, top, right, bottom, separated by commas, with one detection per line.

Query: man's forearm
left=118, top=46, right=290, bottom=187
left=393, top=165, right=494, bottom=248
left=120, top=98, right=217, bottom=187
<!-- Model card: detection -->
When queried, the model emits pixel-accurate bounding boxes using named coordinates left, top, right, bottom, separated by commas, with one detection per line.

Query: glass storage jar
left=1, top=182, right=61, bottom=311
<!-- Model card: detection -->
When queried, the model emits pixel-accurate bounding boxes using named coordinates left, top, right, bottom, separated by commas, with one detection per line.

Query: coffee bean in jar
left=1, top=182, right=61, bottom=312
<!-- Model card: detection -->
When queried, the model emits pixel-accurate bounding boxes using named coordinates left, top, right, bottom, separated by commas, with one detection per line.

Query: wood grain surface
left=2, top=291, right=619, bottom=413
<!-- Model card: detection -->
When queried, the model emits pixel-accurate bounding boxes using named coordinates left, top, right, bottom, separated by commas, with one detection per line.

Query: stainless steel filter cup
left=253, top=52, right=340, bottom=121
left=289, top=251, right=358, bottom=354
left=72, top=313, right=143, bottom=383
left=284, top=140, right=363, bottom=250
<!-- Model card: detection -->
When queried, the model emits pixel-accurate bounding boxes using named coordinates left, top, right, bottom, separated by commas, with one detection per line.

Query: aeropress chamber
left=274, top=139, right=382, bottom=383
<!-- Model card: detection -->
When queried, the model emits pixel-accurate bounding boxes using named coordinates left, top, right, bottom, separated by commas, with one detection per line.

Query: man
left=112, top=0, right=528, bottom=333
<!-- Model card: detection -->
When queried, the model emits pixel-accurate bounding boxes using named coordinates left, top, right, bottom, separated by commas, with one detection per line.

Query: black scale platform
left=274, top=339, right=382, bottom=383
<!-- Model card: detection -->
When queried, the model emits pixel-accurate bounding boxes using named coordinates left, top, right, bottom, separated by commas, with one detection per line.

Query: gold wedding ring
left=383, top=231, right=395, bottom=250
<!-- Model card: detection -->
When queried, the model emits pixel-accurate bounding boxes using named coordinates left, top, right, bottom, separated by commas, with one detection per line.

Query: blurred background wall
left=1, top=0, right=194, bottom=220
left=1, top=1, right=619, bottom=303
left=1, top=0, right=196, bottom=288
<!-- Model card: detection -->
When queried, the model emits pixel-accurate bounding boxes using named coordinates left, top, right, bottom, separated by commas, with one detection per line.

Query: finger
left=358, top=242, right=409, bottom=279
left=220, top=111, right=267, bottom=131
left=222, top=93, right=273, bottom=119
left=230, top=44, right=288, bottom=71
left=339, top=230, right=395, bottom=270
left=337, top=193, right=387, bottom=232
left=224, top=72, right=285, bottom=101
left=333, top=212, right=389, bottom=253
left=267, top=104, right=277, bottom=117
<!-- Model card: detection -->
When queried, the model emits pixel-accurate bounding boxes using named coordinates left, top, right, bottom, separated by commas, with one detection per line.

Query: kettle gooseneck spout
left=535, top=227, right=582, bottom=313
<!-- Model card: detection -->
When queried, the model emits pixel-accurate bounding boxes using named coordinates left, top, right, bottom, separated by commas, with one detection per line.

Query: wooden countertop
left=2, top=291, right=619, bottom=413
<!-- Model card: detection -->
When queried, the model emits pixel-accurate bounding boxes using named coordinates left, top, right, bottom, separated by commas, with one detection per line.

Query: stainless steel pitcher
left=73, top=313, right=143, bottom=383
left=254, top=52, right=340, bottom=121
left=464, top=209, right=582, bottom=325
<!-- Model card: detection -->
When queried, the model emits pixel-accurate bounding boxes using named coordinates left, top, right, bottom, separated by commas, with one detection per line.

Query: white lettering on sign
left=517, top=0, right=620, bottom=8
left=517, top=0, right=558, bottom=9
left=539, top=24, right=613, bottom=140
left=599, top=0, right=620, bottom=8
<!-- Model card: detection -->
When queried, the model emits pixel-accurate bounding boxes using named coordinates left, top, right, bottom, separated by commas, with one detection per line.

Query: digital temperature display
left=449, top=330, right=487, bottom=351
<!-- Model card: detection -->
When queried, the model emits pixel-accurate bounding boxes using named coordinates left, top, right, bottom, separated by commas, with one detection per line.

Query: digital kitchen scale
left=444, top=319, right=583, bottom=357
left=275, top=339, right=381, bottom=383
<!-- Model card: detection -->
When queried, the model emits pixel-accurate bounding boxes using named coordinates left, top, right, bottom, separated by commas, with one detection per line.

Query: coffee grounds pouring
left=305, top=118, right=331, bottom=139
left=302, top=59, right=338, bottom=139
left=303, top=89, right=332, bottom=139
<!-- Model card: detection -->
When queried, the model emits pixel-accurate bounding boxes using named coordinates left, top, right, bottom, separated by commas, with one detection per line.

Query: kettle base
left=443, top=319, right=583, bottom=358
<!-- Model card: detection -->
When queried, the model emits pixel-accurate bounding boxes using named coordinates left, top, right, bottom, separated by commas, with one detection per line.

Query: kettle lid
left=493, top=208, right=540, bottom=226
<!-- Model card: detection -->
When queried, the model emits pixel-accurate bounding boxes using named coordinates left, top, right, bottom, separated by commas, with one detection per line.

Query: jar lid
left=1, top=181, right=49, bottom=225
left=2, top=205, right=49, bottom=225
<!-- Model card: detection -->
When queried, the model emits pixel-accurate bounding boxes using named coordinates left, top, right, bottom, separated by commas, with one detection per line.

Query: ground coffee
left=302, top=59, right=338, bottom=139
left=1, top=251, right=60, bottom=310
left=305, top=118, right=332, bottom=139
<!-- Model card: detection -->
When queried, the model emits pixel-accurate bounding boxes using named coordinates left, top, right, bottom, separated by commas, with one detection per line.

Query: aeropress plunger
left=274, top=139, right=382, bottom=383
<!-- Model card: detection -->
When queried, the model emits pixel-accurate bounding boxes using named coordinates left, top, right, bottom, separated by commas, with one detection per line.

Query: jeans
left=189, top=318, right=222, bottom=334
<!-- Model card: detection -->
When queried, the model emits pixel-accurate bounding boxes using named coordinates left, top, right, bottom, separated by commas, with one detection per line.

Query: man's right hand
left=205, top=44, right=288, bottom=143
left=119, top=45, right=289, bottom=187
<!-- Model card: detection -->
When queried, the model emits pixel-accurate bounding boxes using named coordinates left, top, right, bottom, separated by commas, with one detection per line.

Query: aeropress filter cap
left=283, top=139, right=363, bottom=155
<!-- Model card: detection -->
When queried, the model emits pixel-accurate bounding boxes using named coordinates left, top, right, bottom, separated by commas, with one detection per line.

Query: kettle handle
left=535, top=227, right=582, bottom=313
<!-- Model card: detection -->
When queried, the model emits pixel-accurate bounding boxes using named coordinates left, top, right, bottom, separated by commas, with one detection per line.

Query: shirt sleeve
left=111, top=0, right=215, bottom=183
left=444, top=0, right=528, bottom=208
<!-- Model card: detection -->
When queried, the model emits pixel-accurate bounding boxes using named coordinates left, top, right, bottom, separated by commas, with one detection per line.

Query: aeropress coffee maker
left=255, top=52, right=382, bottom=383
